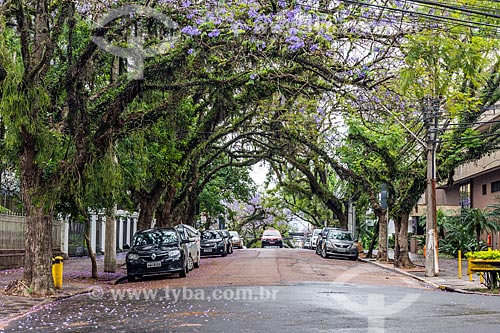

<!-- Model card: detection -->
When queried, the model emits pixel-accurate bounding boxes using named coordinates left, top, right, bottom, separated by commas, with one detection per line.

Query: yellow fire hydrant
left=52, top=256, right=64, bottom=289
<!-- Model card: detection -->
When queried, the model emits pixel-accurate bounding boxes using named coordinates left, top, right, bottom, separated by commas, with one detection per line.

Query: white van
left=311, top=228, right=322, bottom=249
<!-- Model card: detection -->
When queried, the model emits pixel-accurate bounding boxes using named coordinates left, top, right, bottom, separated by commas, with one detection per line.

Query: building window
left=492, top=181, right=500, bottom=193
left=482, top=184, right=487, bottom=195
left=459, top=182, right=471, bottom=209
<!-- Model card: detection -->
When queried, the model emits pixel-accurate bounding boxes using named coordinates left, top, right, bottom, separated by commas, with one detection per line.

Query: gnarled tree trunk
left=394, top=212, right=414, bottom=268
left=376, top=209, right=388, bottom=261
left=20, top=140, right=55, bottom=296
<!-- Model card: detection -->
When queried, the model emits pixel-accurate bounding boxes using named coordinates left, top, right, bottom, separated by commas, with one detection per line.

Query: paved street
left=2, top=283, right=499, bottom=333
left=109, top=248, right=429, bottom=291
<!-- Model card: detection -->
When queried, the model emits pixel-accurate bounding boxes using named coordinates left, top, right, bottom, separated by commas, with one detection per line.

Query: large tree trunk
left=136, top=184, right=164, bottom=230
left=20, top=139, right=55, bottom=296
left=376, top=209, right=388, bottom=261
left=394, top=212, right=414, bottom=268
left=366, top=221, right=379, bottom=259
left=156, top=186, right=176, bottom=228
left=104, top=206, right=116, bottom=273
left=23, top=207, right=54, bottom=296
left=394, top=215, right=401, bottom=263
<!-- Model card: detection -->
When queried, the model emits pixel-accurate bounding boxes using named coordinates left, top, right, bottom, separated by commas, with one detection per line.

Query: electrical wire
left=293, top=0, right=500, bottom=37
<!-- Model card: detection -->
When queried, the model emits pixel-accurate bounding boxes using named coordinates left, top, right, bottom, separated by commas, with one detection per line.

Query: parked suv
left=175, top=224, right=201, bottom=270
left=261, top=229, right=283, bottom=248
left=320, top=229, right=358, bottom=261
left=125, top=228, right=192, bottom=282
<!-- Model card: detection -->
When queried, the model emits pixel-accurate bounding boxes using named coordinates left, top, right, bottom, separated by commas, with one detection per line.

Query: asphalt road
left=2, top=249, right=499, bottom=333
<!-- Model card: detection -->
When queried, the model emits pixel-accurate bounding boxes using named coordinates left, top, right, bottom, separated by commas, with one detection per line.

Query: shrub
left=465, top=248, right=500, bottom=260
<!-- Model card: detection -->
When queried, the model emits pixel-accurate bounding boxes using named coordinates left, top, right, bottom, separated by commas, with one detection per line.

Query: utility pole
left=425, top=97, right=439, bottom=277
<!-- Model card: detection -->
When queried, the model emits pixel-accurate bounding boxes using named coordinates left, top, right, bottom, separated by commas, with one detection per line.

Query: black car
left=316, top=227, right=345, bottom=255
left=125, top=228, right=192, bottom=282
left=320, top=229, right=358, bottom=261
left=215, top=229, right=234, bottom=254
left=200, top=230, right=229, bottom=256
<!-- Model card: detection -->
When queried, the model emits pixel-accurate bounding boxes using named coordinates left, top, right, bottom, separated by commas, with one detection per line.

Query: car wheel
left=194, top=254, right=200, bottom=268
left=127, top=275, right=136, bottom=283
left=187, top=255, right=194, bottom=271
left=321, top=247, right=328, bottom=258
left=179, top=262, right=188, bottom=278
left=350, top=253, right=358, bottom=261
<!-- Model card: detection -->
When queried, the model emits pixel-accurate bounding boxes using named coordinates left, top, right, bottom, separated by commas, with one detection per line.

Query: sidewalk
left=0, top=253, right=127, bottom=325
left=361, top=250, right=493, bottom=294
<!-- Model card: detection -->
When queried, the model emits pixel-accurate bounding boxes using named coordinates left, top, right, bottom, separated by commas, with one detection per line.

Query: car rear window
left=263, top=230, right=281, bottom=237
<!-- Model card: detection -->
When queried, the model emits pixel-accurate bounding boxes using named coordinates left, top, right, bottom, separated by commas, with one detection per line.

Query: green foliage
left=0, top=206, right=12, bottom=214
left=465, top=249, right=500, bottom=260
left=83, top=147, right=124, bottom=210
left=436, top=208, right=497, bottom=256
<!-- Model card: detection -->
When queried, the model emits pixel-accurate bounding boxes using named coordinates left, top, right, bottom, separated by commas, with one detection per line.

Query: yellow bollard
left=52, top=256, right=64, bottom=289
left=480, top=272, right=484, bottom=284
left=458, top=250, right=462, bottom=279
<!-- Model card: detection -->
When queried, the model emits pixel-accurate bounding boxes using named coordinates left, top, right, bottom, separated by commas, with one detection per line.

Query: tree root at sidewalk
left=3, top=279, right=55, bottom=297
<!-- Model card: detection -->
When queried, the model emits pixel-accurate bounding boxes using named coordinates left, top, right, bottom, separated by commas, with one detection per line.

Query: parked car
left=316, top=227, right=345, bottom=255
left=200, top=230, right=228, bottom=256
left=320, top=229, right=358, bottom=261
left=229, top=230, right=244, bottom=249
left=311, top=228, right=322, bottom=250
left=215, top=229, right=234, bottom=254
left=261, top=229, right=283, bottom=248
left=304, top=237, right=312, bottom=249
left=174, top=224, right=201, bottom=270
left=124, top=228, right=192, bottom=282
left=291, top=236, right=305, bottom=248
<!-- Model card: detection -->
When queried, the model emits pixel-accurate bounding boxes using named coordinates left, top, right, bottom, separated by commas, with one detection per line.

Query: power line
left=294, top=0, right=500, bottom=36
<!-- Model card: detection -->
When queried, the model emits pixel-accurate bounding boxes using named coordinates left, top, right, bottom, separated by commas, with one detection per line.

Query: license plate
left=147, top=261, right=161, bottom=268
left=337, top=248, right=347, bottom=253
left=204, top=248, right=213, bottom=253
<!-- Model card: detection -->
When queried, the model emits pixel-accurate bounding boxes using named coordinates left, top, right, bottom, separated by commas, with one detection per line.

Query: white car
left=229, top=231, right=244, bottom=248
left=175, top=224, right=201, bottom=270
left=304, top=237, right=311, bottom=249
left=311, top=228, right=322, bottom=249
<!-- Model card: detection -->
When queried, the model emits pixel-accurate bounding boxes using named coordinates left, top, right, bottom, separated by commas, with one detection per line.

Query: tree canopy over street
left=2, top=0, right=500, bottom=295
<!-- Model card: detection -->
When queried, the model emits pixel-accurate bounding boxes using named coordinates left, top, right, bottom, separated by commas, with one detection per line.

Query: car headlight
left=127, top=253, right=140, bottom=260
left=351, top=243, right=357, bottom=249
left=218, top=241, right=225, bottom=247
left=168, top=249, right=181, bottom=257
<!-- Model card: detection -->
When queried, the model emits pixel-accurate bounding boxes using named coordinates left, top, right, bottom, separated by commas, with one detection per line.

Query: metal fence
left=0, top=213, right=62, bottom=251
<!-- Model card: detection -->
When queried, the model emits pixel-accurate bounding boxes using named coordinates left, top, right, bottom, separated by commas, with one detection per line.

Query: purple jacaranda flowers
left=181, top=25, right=201, bottom=36
left=208, top=29, right=221, bottom=37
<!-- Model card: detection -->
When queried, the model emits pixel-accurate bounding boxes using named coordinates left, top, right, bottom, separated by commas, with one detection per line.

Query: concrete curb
left=359, top=258, right=496, bottom=295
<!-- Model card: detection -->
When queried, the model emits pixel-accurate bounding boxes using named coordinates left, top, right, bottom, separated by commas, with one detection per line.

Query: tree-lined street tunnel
left=1, top=1, right=500, bottom=296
